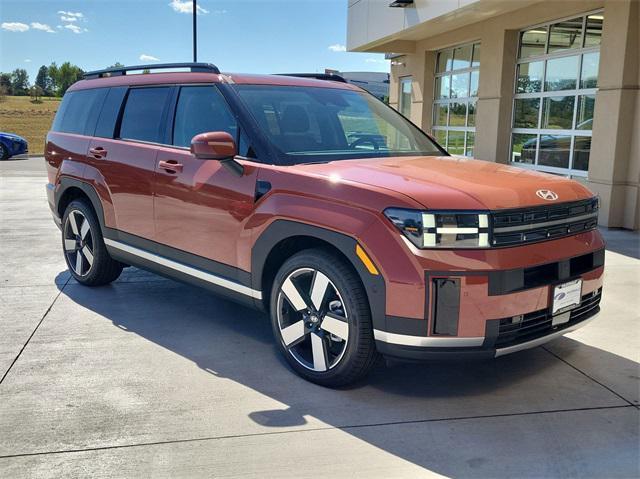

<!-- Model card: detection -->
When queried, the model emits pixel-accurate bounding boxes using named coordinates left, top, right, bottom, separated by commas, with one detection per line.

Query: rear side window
left=51, top=88, right=108, bottom=135
left=172, top=86, right=237, bottom=147
left=119, top=87, right=171, bottom=143
left=94, top=87, right=127, bottom=138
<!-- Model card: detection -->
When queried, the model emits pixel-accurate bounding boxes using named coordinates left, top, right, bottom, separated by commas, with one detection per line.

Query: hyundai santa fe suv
left=45, top=63, right=604, bottom=387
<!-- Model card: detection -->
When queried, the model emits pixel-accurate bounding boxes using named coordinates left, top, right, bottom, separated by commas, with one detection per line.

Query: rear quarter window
left=51, top=88, right=108, bottom=135
left=119, top=87, right=171, bottom=143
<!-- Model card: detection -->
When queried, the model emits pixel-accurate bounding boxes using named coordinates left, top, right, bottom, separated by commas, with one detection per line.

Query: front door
left=153, top=85, right=258, bottom=271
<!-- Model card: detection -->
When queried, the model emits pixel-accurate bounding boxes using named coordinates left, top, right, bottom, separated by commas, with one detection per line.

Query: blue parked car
left=0, top=132, right=28, bottom=160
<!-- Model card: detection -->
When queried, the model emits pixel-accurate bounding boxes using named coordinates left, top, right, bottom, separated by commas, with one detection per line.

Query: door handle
left=159, top=160, right=183, bottom=173
left=89, top=147, right=107, bottom=159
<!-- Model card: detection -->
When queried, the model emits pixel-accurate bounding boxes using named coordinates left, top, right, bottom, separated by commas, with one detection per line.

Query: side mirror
left=190, top=131, right=237, bottom=160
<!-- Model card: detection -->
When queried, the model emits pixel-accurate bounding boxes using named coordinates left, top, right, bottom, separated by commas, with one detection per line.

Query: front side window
left=172, top=86, right=237, bottom=148
left=235, top=85, right=442, bottom=165
left=511, top=12, right=603, bottom=176
left=119, top=87, right=171, bottom=143
left=432, top=42, right=480, bottom=157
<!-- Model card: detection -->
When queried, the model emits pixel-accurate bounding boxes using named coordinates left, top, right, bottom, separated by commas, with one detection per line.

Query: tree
left=0, top=84, right=8, bottom=102
left=0, top=73, right=12, bottom=96
left=10, top=68, right=29, bottom=95
left=57, top=62, right=83, bottom=96
left=48, top=62, right=59, bottom=96
left=30, top=85, right=44, bottom=102
left=107, top=62, right=125, bottom=69
left=35, top=65, right=51, bottom=96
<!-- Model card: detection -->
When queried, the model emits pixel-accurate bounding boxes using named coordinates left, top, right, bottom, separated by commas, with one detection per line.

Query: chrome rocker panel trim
left=104, top=238, right=263, bottom=300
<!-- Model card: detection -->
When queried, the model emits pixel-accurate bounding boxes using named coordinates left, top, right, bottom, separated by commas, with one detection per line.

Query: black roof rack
left=83, top=62, right=220, bottom=80
left=276, top=73, right=348, bottom=83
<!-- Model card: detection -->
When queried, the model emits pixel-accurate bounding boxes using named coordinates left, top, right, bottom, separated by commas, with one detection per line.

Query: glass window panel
left=450, top=73, right=469, bottom=98
left=547, top=18, right=583, bottom=53
left=544, top=55, right=578, bottom=91
left=465, top=132, right=475, bottom=157
left=519, top=28, right=547, bottom=59
left=470, top=71, right=479, bottom=97
left=513, top=98, right=540, bottom=128
left=437, top=50, right=453, bottom=73
left=516, top=61, right=544, bottom=93
left=541, top=96, right=575, bottom=129
left=575, top=95, right=595, bottom=130
left=449, top=102, right=467, bottom=126
left=447, top=131, right=465, bottom=155
left=400, top=77, right=412, bottom=117
left=433, top=103, right=448, bottom=126
left=512, top=133, right=537, bottom=164
left=452, top=44, right=472, bottom=70
left=433, top=129, right=447, bottom=148
left=435, top=75, right=450, bottom=99
left=472, top=43, right=481, bottom=67
left=538, top=134, right=571, bottom=168
left=584, top=14, right=604, bottom=47
left=573, top=136, right=591, bottom=171
left=467, top=101, right=476, bottom=127
left=581, top=51, right=599, bottom=88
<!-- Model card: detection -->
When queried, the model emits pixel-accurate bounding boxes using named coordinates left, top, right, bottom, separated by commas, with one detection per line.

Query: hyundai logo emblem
left=536, top=189, right=559, bottom=201
left=554, top=292, right=566, bottom=301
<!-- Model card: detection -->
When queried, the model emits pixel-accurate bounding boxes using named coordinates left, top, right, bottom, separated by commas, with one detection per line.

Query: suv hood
left=297, top=156, right=595, bottom=210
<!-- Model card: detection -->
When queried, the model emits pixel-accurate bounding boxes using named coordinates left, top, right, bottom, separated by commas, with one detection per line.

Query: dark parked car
left=0, top=132, right=28, bottom=160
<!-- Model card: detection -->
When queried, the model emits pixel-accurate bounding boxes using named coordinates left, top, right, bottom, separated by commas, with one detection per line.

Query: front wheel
left=270, top=249, right=378, bottom=387
left=62, top=199, right=123, bottom=286
left=0, top=143, right=9, bottom=161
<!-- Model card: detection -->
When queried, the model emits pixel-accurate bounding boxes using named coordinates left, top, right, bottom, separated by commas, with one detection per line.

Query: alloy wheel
left=63, top=210, right=95, bottom=276
left=276, top=267, right=350, bottom=372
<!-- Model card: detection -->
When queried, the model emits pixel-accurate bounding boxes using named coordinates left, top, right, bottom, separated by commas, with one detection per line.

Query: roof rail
left=83, top=62, right=220, bottom=80
left=276, top=73, right=348, bottom=83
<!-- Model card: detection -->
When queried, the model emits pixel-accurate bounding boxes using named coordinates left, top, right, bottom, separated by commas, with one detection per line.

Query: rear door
left=153, top=84, right=258, bottom=269
left=86, top=86, right=173, bottom=241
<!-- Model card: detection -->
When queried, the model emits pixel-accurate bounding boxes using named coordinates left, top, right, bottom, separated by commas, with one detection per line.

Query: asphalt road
left=1, top=157, right=639, bottom=478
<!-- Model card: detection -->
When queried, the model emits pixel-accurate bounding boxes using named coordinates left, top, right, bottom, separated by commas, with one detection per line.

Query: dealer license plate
left=552, top=279, right=582, bottom=316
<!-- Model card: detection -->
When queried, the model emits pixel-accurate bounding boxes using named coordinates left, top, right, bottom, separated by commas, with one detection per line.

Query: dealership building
left=347, top=0, right=639, bottom=229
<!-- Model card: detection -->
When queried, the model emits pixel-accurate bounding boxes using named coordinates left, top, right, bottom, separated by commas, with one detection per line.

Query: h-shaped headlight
left=384, top=208, right=490, bottom=249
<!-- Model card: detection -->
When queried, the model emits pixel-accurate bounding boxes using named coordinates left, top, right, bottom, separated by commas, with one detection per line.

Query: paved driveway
left=1, top=157, right=638, bottom=478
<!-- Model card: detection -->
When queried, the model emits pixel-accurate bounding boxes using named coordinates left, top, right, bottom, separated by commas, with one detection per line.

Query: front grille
left=492, top=198, right=599, bottom=247
left=495, top=288, right=601, bottom=348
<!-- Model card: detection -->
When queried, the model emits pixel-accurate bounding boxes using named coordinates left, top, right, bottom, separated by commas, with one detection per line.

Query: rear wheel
left=270, top=249, right=378, bottom=387
left=62, top=199, right=123, bottom=285
left=0, top=143, right=9, bottom=160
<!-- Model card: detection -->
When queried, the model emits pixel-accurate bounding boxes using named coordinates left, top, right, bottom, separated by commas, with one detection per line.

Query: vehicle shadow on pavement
left=54, top=271, right=639, bottom=476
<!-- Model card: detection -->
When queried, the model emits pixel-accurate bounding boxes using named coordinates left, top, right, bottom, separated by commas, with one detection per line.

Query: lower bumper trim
left=373, top=329, right=484, bottom=347
left=494, top=312, right=597, bottom=357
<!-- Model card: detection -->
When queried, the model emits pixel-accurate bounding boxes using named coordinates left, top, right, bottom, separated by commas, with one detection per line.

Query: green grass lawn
left=0, top=96, right=61, bottom=155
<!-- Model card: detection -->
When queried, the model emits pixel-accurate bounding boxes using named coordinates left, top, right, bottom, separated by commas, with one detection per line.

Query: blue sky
left=0, top=0, right=389, bottom=82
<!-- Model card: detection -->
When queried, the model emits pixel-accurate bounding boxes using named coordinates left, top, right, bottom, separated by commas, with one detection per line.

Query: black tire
left=270, top=248, right=378, bottom=387
left=0, top=143, right=9, bottom=161
left=62, top=199, right=123, bottom=286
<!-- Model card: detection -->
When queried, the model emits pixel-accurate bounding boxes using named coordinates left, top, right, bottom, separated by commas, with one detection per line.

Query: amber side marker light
left=356, top=244, right=379, bottom=276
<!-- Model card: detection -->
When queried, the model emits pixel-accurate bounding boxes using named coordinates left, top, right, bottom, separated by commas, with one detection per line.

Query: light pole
left=192, top=0, right=197, bottom=62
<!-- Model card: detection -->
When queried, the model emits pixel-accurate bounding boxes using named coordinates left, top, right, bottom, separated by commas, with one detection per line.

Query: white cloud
left=60, top=16, right=78, bottom=22
left=139, top=54, right=160, bottom=62
left=24, top=59, right=32, bottom=63
left=169, top=0, right=209, bottom=15
left=365, top=58, right=389, bottom=64
left=1, top=22, right=30, bottom=32
left=57, top=11, right=83, bottom=18
left=328, top=44, right=347, bottom=52
left=31, top=22, right=56, bottom=33
left=64, top=24, right=84, bottom=34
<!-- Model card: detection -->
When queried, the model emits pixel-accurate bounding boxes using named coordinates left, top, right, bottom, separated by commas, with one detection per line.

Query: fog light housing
left=432, top=278, right=460, bottom=335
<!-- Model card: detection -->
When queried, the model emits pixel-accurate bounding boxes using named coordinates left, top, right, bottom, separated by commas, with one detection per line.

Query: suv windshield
left=235, top=85, right=444, bottom=165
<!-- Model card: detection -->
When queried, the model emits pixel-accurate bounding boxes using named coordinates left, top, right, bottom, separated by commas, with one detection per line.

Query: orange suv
left=45, top=63, right=604, bottom=387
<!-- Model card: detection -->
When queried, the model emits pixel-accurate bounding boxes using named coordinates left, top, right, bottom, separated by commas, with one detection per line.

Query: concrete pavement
left=1, top=158, right=638, bottom=478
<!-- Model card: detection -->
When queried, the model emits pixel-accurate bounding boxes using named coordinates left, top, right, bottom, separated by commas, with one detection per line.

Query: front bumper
left=376, top=288, right=601, bottom=360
